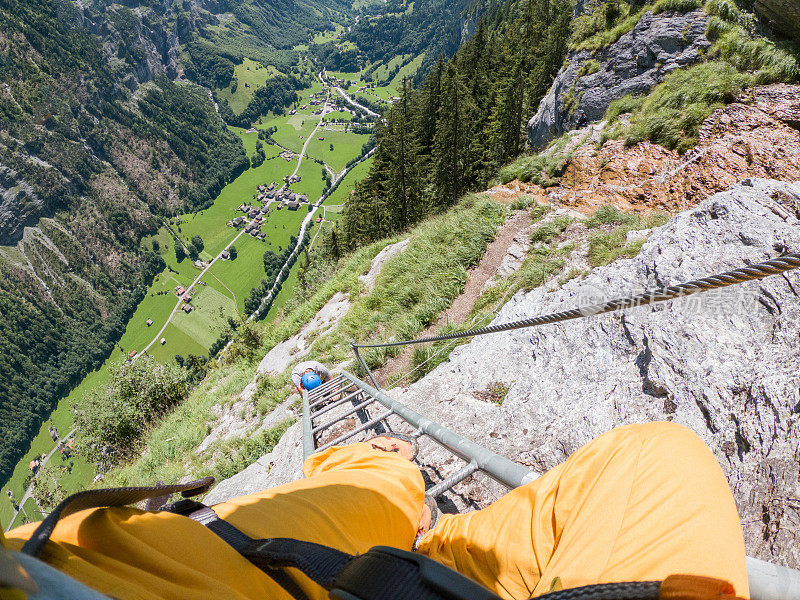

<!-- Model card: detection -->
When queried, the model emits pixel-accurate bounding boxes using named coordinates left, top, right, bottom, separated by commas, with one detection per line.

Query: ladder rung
left=311, top=390, right=362, bottom=417
left=308, top=375, right=345, bottom=397
left=425, top=462, right=479, bottom=498
left=316, top=410, right=393, bottom=451
left=307, top=375, right=346, bottom=399
left=309, top=384, right=355, bottom=409
left=312, top=397, right=377, bottom=434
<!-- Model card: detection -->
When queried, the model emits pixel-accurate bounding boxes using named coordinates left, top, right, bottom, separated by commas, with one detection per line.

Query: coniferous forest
left=0, top=0, right=250, bottom=483
left=336, top=0, right=572, bottom=250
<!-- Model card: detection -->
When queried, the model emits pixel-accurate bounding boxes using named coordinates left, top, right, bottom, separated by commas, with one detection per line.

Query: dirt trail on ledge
left=374, top=210, right=532, bottom=386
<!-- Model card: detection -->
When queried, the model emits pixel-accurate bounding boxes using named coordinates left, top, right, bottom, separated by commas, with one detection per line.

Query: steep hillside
left=341, top=0, right=474, bottom=82
left=74, top=195, right=507, bottom=491
left=0, top=0, right=349, bottom=485
left=200, top=177, right=800, bottom=569
left=34, top=71, right=799, bottom=567
left=96, top=85, right=800, bottom=568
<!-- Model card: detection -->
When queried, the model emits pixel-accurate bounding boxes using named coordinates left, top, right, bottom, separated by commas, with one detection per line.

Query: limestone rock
left=394, top=178, right=800, bottom=566
left=359, top=238, right=410, bottom=293
left=528, top=10, right=709, bottom=150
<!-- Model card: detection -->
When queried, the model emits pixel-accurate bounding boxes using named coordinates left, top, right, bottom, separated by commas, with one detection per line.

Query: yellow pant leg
left=5, top=443, right=424, bottom=600
left=417, top=422, right=748, bottom=600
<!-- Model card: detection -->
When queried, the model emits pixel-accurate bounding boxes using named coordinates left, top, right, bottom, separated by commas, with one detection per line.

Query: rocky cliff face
left=528, top=9, right=709, bottom=150
left=0, top=166, right=47, bottom=241
left=392, top=178, right=800, bottom=566
left=516, top=84, right=800, bottom=214
left=67, top=1, right=218, bottom=90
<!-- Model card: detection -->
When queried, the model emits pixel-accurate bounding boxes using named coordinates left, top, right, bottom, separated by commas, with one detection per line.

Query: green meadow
left=306, top=130, right=371, bottom=172
left=3, top=70, right=376, bottom=526
left=323, top=110, right=352, bottom=122
left=391, top=53, right=424, bottom=88
left=217, top=58, right=281, bottom=115
left=325, top=157, right=374, bottom=206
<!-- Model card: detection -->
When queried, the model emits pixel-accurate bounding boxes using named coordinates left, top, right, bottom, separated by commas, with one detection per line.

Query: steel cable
left=353, top=253, right=800, bottom=349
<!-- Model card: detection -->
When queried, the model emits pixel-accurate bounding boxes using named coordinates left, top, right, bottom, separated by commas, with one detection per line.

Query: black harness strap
left=166, top=499, right=311, bottom=600
left=21, top=477, right=214, bottom=558
left=242, top=538, right=353, bottom=590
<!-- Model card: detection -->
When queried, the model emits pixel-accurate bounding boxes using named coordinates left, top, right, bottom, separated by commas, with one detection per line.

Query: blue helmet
left=302, top=372, right=322, bottom=390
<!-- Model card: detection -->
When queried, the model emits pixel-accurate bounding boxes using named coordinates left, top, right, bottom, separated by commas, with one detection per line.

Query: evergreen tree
left=337, top=0, right=573, bottom=251
left=431, top=63, right=476, bottom=209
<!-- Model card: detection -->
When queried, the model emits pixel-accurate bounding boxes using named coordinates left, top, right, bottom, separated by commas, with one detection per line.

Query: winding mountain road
left=319, top=70, right=379, bottom=117
left=140, top=95, right=333, bottom=354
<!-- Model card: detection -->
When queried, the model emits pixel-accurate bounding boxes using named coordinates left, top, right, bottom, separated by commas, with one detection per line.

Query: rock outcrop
left=509, top=85, right=800, bottom=215
left=0, top=167, right=47, bottom=244
left=528, top=10, right=709, bottom=150
left=74, top=0, right=217, bottom=89
left=393, top=178, right=800, bottom=566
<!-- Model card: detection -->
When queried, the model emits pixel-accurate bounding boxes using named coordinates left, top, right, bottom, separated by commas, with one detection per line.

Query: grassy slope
left=217, top=58, right=281, bottom=115
left=2, top=102, right=372, bottom=513
left=390, top=53, right=424, bottom=88
left=305, top=130, right=372, bottom=171
left=372, top=53, right=410, bottom=80
left=324, top=156, right=374, bottom=206
left=102, top=195, right=507, bottom=489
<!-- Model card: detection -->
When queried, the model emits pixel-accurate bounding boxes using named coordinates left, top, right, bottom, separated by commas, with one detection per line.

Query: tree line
left=333, top=0, right=571, bottom=252
left=345, top=0, right=472, bottom=84
left=218, top=74, right=310, bottom=127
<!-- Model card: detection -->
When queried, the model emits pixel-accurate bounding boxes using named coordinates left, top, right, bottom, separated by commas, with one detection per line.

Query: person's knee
left=589, top=422, right=717, bottom=474
left=630, top=421, right=710, bottom=456
left=602, top=421, right=702, bottom=448
left=629, top=420, right=701, bottom=444
left=621, top=421, right=726, bottom=487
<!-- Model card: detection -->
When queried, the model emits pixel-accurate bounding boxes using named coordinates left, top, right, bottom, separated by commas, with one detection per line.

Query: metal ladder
left=302, top=370, right=536, bottom=496
left=303, top=370, right=800, bottom=600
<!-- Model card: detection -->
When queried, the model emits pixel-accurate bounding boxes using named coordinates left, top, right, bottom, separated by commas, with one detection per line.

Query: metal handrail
left=340, top=370, right=537, bottom=490
left=302, top=370, right=800, bottom=600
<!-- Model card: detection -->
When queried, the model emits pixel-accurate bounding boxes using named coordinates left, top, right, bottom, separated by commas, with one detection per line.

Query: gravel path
left=374, top=209, right=533, bottom=384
